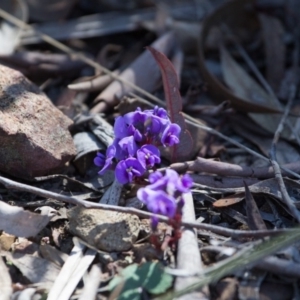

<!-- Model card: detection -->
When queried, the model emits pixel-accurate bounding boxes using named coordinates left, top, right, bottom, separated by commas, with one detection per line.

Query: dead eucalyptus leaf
left=213, top=195, right=244, bottom=208
left=198, top=0, right=283, bottom=114
left=232, top=117, right=300, bottom=165
left=5, top=252, right=60, bottom=284
left=220, top=46, right=290, bottom=137
left=40, top=244, right=68, bottom=267
left=0, top=201, right=51, bottom=238
left=244, top=182, right=267, bottom=230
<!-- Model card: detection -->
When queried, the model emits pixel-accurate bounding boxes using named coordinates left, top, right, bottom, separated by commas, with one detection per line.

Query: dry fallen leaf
left=147, top=46, right=194, bottom=162
left=0, top=201, right=51, bottom=238
left=198, top=0, right=284, bottom=114
left=244, top=182, right=267, bottom=230
left=5, top=252, right=60, bottom=284
left=220, top=46, right=291, bottom=138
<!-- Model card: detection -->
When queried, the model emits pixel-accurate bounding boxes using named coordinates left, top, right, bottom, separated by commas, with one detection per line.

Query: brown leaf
left=147, top=46, right=193, bottom=162
left=213, top=194, right=244, bottom=208
left=198, top=0, right=284, bottom=114
left=5, top=252, right=60, bottom=284
left=220, top=46, right=291, bottom=138
left=244, top=182, right=267, bottom=230
left=0, top=201, right=51, bottom=238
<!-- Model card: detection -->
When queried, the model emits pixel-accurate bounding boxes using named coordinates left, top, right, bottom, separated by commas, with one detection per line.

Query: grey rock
left=67, top=207, right=140, bottom=252
left=0, top=65, right=76, bottom=178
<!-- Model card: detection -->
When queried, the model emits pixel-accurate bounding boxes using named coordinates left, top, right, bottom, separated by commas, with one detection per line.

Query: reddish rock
left=0, top=65, right=76, bottom=178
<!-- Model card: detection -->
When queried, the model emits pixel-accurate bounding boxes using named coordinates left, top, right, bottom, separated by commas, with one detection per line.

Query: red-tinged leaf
left=244, top=182, right=267, bottom=230
left=213, top=194, right=245, bottom=207
left=147, top=46, right=193, bottom=162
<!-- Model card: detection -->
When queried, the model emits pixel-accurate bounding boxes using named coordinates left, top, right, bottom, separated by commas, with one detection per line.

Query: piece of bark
left=0, top=64, right=76, bottom=179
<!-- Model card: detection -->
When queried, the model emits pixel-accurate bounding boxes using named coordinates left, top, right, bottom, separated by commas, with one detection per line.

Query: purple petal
left=115, top=158, right=145, bottom=184
left=161, top=123, right=181, bottom=146
left=177, top=174, right=193, bottom=192
left=156, top=107, right=168, bottom=119
left=114, top=117, right=128, bottom=139
left=115, top=160, right=128, bottom=184
left=133, top=128, right=143, bottom=142
left=95, top=146, right=116, bottom=175
left=94, top=152, right=105, bottom=167
left=137, top=188, right=176, bottom=218
left=165, top=169, right=180, bottom=195
left=148, top=171, right=163, bottom=184
left=137, top=145, right=161, bottom=168
left=106, top=144, right=116, bottom=158
left=118, top=136, right=138, bottom=157
left=124, top=109, right=147, bottom=126
left=98, top=156, right=114, bottom=175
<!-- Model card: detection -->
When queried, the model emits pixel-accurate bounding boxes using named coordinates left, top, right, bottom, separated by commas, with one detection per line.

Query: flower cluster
left=137, top=169, right=193, bottom=228
left=94, top=107, right=181, bottom=184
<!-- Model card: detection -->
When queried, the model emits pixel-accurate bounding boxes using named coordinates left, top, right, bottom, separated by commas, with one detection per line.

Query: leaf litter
left=0, top=0, right=300, bottom=299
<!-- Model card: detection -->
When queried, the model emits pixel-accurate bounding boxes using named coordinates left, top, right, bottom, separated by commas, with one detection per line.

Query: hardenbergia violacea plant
left=94, top=47, right=194, bottom=250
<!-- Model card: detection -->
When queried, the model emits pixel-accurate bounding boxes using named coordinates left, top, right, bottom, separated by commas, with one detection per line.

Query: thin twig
left=269, top=85, right=300, bottom=222
left=160, top=157, right=300, bottom=179
left=0, top=175, right=296, bottom=239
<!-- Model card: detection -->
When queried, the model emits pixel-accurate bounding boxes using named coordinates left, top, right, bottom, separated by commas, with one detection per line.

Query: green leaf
left=139, top=262, right=173, bottom=294
left=108, top=264, right=139, bottom=291
left=109, top=262, right=173, bottom=299
left=157, top=227, right=300, bottom=299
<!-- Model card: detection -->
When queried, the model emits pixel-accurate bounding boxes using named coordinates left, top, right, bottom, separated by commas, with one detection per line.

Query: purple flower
left=137, top=188, right=177, bottom=218
left=94, top=152, right=105, bottom=167
left=114, top=116, right=128, bottom=139
left=137, top=170, right=193, bottom=221
left=161, top=124, right=181, bottom=146
left=137, top=145, right=161, bottom=169
left=153, top=106, right=168, bottom=119
left=176, top=174, right=193, bottom=193
left=115, top=158, right=145, bottom=184
left=118, top=136, right=138, bottom=157
left=124, top=109, right=147, bottom=127
left=97, top=145, right=116, bottom=175
left=147, top=169, right=178, bottom=194
left=94, top=106, right=183, bottom=185
left=149, top=171, right=163, bottom=184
